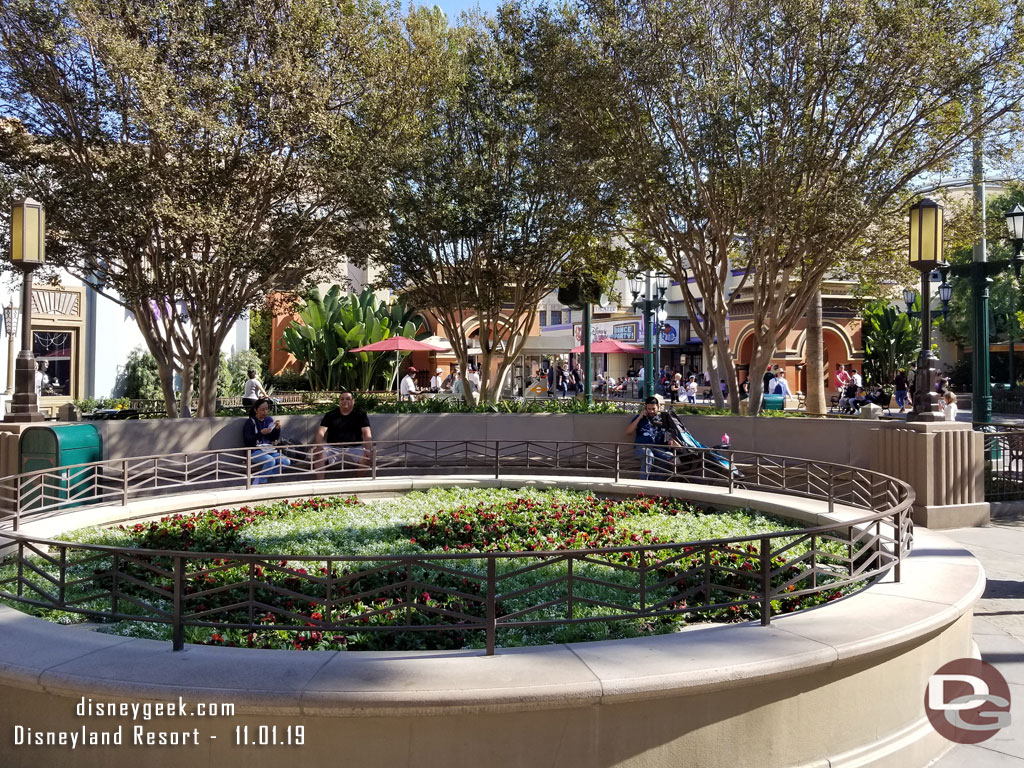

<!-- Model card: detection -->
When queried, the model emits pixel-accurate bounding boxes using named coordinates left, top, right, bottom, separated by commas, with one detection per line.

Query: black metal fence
left=976, top=424, right=1024, bottom=501
left=0, top=441, right=914, bottom=654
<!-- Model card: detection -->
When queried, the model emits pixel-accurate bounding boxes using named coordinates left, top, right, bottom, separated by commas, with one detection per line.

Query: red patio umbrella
left=569, top=338, right=646, bottom=355
left=350, top=336, right=446, bottom=394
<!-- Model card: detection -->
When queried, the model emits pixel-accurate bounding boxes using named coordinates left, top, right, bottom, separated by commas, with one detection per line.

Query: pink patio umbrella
left=569, top=338, right=647, bottom=396
left=569, top=338, right=646, bottom=355
left=350, top=336, right=446, bottom=394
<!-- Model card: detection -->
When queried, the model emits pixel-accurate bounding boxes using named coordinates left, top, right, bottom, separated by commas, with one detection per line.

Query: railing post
left=58, top=546, right=67, bottom=605
left=828, top=465, right=835, bottom=517
left=172, top=556, right=185, bottom=651
left=760, top=535, right=771, bottom=626
left=122, top=459, right=128, bottom=506
left=495, top=441, right=500, bottom=480
left=14, top=476, right=20, bottom=531
left=894, top=510, right=903, bottom=583
left=639, top=549, right=646, bottom=614
left=110, top=552, right=119, bottom=617
left=486, top=555, right=496, bottom=656
left=325, top=560, right=334, bottom=625
left=615, top=444, right=620, bottom=482
left=248, top=560, right=255, bottom=630
left=245, top=449, right=252, bottom=490
left=567, top=555, right=574, bottom=620
left=728, top=450, right=734, bottom=494
left=372, top=442, right=377, bottom=481
left=810, top=535, right=817, bottom=589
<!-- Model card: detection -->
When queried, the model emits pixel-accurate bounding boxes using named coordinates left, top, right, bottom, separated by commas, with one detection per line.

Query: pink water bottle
left=721, top=433, right=730, bottom=447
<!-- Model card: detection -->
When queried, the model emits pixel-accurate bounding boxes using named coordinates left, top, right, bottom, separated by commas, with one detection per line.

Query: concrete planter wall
left=0, top=412, right=988, bottom=528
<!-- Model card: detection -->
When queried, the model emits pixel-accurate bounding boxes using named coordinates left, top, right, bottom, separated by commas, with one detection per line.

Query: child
left=942, top=390, right=958, bottom=421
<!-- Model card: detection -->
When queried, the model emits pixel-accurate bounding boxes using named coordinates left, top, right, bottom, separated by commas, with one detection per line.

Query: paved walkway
left=931, top=516, right=1024, bottom=766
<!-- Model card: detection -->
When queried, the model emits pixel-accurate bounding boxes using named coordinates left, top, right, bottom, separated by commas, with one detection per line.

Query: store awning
left=518, top=335, right=576, bottom=354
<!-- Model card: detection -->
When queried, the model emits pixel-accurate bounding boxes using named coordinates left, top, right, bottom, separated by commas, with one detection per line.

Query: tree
left=563, top=0, right=1023, bottom=414
left=940, top=183, right=1024, bottom=358
left=0, top=0, right=404, bottom=416
left=370, top=6, right=621, bottom=403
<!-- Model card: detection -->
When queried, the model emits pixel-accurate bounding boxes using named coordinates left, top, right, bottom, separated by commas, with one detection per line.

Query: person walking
left=834, top=363, right=850, bottom=395
left=685, top=375, right=698, bottom=404
left=242, top=368, right=269, bottom=409
left=772, top=371, right=792, bottom=398
left=893, top=369, right=909, bottom=413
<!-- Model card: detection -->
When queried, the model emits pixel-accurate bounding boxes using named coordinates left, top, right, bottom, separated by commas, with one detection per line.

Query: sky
left=415, top=0, right=502, bottom=21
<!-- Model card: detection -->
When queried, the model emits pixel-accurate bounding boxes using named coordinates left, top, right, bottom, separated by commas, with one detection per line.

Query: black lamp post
left=6, top=197, right=45, bottom=423
left=908, top=198, right=945, bottom=421
left=630, top=271, right=669, bottom=399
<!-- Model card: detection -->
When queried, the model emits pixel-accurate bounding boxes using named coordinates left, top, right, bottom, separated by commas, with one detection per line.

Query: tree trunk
left=805, top=289, right=826, bottom=416
left=708, top=346, right=723, bottom=408
left=153, top=355, right=180, bottom=419
left=178, top=357, right=195, bottom=418
left=195, top=351, right=221, bottom=417
left=746, top=339, right=777, bottom=417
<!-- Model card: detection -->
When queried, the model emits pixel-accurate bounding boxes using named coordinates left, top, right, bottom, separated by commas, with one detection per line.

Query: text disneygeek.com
left=10, top=696, right=306, bottom=748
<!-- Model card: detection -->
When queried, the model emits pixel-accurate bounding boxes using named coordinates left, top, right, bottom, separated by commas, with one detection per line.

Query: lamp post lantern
left=6, top=197, right=45, bottom=422
left=907, top=198, right=945, bottom=420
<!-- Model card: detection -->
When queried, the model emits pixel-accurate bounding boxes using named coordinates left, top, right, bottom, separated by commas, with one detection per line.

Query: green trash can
left=20, top=424, right=103, bottom=509
left=762, top=394, right=786, bottom=411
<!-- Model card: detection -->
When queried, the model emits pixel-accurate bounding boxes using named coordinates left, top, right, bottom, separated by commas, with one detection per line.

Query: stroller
left=655, top=408, right=745, bottom=484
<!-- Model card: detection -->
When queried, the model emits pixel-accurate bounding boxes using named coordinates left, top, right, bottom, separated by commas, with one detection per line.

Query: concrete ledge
left=0, top=479, right=980, bottom=768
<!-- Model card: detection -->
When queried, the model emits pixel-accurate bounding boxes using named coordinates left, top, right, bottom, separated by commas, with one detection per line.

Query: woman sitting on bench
left=242, top=398, right=291, bottom=484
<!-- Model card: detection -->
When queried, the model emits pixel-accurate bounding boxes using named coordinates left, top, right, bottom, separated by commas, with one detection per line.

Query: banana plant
left=281, top=286, right=423, bottom=391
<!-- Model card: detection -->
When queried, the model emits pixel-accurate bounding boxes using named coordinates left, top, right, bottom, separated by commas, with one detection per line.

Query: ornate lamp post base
left=910, top=350, right=943, bottom=421
left=6, top=353, right=43, bottom=422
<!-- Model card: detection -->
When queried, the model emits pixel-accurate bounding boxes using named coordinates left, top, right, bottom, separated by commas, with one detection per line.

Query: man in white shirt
left=850, top=368, right=863, bottom=389
left=429, top=367, right=444, bottom=392
left=399, top=367, right=419, bottom=401
left=772, top=371, right=792, bottom=397
left=466, top=365, right=481, bottom=388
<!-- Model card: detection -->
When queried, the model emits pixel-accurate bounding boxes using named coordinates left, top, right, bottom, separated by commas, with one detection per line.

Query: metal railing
left=975, top=423, right=1024, bottom=501
left=0, top=441, right=914, bottom=654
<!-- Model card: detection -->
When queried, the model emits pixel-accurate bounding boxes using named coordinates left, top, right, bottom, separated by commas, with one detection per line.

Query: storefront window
left=32, top=330, right=73, bottom=397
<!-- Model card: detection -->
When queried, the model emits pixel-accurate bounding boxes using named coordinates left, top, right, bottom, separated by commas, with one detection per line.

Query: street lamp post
left=936, top=203, right=1024, bottom=425
left=908, top=198, right=945, bottom=421
left=3, top=302, right=18, bottom=396
left=6, top=197, right=46, bottom=423
left=630, top=271, right=669, bottom=399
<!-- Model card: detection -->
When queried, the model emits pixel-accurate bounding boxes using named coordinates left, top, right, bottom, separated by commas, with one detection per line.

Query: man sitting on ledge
left=315, top=391, right=373, bottom=477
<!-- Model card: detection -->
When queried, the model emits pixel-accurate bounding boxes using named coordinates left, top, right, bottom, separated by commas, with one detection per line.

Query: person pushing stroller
left=626, top=396, right=681, bottom=479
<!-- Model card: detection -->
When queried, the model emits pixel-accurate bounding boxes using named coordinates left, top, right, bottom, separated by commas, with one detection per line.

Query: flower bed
left=7, top=488, right=865, bottom=651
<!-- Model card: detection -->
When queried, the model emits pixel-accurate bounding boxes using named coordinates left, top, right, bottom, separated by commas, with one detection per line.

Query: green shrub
left=112, top=348, right=162, bottom=399
left=224, top=350, right=265, bottom=396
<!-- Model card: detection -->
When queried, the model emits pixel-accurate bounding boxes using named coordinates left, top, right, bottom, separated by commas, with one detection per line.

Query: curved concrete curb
left=0, top=479, right=977, bottom=768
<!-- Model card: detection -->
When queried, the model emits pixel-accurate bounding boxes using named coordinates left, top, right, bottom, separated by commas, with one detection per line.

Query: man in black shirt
left=315, top=391, right=373, bottom=475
